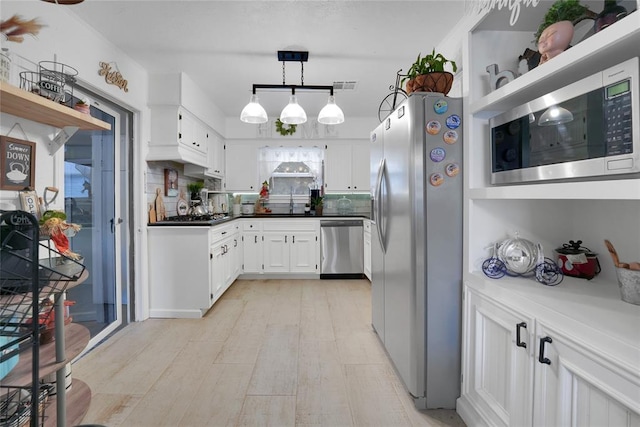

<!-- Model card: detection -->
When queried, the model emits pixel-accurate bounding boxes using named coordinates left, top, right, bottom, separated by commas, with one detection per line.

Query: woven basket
left=405, top=72, right=453, bottom=95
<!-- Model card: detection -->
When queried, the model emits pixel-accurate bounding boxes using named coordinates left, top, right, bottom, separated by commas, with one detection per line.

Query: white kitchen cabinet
left=324, top=141, right=370, bottom=192
left=148, top=226, right=214, bottom=318
left=532, top=321, right=640, bottom=427
left=184, top=129, right=226, bottom=180
left=210, top=223, right=238, bottom=301
left=462, top=288, right=534, bottom=427
left=263, top=220, right=319, bottom=274
left=458, top=278, right=640, bottom=427
left=363, top=219, right=371, bottom=280
left=225, top=142, right=258, bottom=192
left=209, top=134, right=225, bottom=178
left=458, top=4, right=640, bottom=425
left=241, top=221, right=263, bottom=273
left=147, top=106, right=209, bottom=167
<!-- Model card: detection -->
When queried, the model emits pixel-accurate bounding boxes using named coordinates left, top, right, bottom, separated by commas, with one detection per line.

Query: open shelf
left=0, top=81, right=111, bottom=131
left=44, top=379, right=91, bottom=427
left=1, top=323, right=90, bottom=387
left=470, top=12, right=640, bottom=115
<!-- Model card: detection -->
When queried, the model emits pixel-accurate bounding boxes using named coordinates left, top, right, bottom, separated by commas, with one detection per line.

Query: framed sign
left=164, top=168, right=178, bottom=197
left=1, top=136, right=36, bottom=190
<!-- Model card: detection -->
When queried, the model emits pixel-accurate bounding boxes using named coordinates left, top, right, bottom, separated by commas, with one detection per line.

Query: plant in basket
left=402, top=49, right=457, bottom=95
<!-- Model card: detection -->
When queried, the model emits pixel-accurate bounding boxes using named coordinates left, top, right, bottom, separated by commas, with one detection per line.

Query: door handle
left=538, top=336, right=552, bottom=365
left=285, top=235, right=287, bottom=243
left=516, top=322, right=527, bottom=348
left=110, top=217, right=123, bottom=233
left=292, top=235, right=295, bottom=244
left=375, top=158, right=387, bottom=253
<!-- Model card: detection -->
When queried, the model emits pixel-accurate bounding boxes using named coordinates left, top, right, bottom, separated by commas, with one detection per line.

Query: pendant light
left=318, top=95, right=345, bottom=124
left=280, top=91, right=307, bottom=124
left=240, top=93, right=268, bottom=124
left=240, top=50, right=345, bottom=125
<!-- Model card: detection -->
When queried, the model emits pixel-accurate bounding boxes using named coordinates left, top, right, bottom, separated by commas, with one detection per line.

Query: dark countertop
left=148, top=213, right=369, bottom=227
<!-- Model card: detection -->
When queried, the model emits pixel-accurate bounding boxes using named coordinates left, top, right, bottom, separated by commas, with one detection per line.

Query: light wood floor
left=73, top=279, right=467, bottom=426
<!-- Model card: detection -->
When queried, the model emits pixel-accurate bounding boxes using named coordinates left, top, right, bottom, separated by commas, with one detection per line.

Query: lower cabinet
left=240, top=219, right=320, bottom=275
left=458, top=282, right=640, bottom=427
left=210, top=225, right=239, bottom=301
left=263, top=220, right=318, bottom=274
left=148, top=226, right=216, bottom=318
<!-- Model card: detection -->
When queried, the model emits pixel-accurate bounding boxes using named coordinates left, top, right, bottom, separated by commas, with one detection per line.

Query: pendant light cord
left=281, top=60, right=305, bottom=86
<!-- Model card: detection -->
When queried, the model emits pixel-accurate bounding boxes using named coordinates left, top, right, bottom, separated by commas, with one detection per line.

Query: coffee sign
left=0, top=136, right=36, bottom=190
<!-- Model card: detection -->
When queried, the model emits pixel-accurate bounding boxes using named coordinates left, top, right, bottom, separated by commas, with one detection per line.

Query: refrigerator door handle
left=375, top=158, right=387, bottom=253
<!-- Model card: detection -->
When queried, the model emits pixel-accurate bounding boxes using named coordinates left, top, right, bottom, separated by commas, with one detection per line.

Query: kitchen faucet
left=289, top=188, right=294, bottom=214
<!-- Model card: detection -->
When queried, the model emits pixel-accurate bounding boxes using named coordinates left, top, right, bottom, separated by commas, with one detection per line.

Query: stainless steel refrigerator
left=370, top=93, right=462, bottom=409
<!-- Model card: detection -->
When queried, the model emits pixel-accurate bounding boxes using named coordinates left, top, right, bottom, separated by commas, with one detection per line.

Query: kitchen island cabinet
left=458, top=3, right=640, bottom=425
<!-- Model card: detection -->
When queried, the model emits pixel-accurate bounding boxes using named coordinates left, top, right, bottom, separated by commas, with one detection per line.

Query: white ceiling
left=67, top=0, right=467, bottom=121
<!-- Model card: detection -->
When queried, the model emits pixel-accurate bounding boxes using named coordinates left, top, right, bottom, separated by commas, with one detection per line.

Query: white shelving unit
left=458, top=2, right=640, bottom=426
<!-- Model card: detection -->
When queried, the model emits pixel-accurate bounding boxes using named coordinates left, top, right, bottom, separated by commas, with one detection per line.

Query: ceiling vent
left=333, top=81, right=358, bottom=91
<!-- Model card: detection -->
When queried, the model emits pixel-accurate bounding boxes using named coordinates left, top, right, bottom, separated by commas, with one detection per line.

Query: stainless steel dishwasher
left=320, top=219, right=364, bottom=279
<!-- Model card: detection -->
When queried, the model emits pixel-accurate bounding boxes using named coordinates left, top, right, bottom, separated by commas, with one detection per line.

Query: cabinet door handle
left=292, top=235, right=295, bottom=244
left=516, top=322, right=527, bottom=348
left=255, top=236, right=257, bottom=243
left=538, top=336, right=552, bottom=365
left=234, top=239, right=237, bottom=247
left=285, top=235, right=287, bottom=243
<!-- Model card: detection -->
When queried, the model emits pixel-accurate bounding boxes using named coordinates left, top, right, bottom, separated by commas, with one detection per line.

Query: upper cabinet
left=225, top=142, right=258, bottom=192
left=147, top=106, right=209, bottom=167
left=147, top=73, right=226, bottom=171
left=0, top=81, right=110, bottom=131
left=324, top=141, right=370, bottom=192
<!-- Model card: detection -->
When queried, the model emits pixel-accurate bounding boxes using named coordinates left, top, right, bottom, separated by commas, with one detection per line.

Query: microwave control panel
left=604, top=79, right=633, bottom=156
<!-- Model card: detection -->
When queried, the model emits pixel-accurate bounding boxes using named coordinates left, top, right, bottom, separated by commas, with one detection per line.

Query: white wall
left=0, top=0, right=152, bottom=320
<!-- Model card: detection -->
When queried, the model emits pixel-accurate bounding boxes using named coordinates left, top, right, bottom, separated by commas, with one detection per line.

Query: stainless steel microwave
left=490, top=57, right=639, bottom=185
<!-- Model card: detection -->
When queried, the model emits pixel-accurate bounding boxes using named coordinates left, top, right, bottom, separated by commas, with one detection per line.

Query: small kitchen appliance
left=490, top=57, right=639, bottom=184
left=555, top=240, right=601, bottom=280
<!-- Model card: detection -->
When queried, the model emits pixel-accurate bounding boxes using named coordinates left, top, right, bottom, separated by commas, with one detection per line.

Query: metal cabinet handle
left=285, top=235, right=287, bottom=243
left=254, top=235, right=257, bottom=243
left=516, top=322, right=527, bottom=348
left=538, top=336, right=552, bottom=365
left=292, top=235, right=295, bottom=243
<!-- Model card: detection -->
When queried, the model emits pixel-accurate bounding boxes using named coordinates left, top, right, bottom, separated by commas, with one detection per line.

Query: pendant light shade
left=280, top=94, right=307, bottom=124
left=538, top=105, right=573, bottom=126
left=240, top=94, right=268, bottom=124
left=318, top=95, right=345, bottom=125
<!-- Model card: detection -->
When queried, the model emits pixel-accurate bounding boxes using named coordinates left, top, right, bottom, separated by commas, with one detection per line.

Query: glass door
left=63, top=92, right=129, bottom=349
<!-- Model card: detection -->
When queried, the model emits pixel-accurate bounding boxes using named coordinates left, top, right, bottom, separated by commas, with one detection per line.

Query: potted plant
left=534, top=0, right=596, bottom=65
left=73, top=99, right=91, bottom=114
left=402, top=49, right=458, bottom=95
left=311, top=196, right=324, bottom=216
left=187, top=181, right=204, bottom=201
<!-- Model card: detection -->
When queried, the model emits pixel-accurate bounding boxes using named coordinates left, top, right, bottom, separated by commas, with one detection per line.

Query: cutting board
left=154, top=188, right=166, bottom=221
left=148, top=203, right=156, bottom=224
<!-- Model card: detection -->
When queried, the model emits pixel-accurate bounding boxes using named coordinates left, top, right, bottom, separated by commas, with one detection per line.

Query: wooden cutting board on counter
left=149, top=203, right=156, bottom=224
left=154, top=188, right=166, bottom=221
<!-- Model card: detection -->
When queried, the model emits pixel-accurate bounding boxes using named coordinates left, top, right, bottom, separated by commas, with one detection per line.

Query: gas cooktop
left=150, top=213, right=230, bottom=226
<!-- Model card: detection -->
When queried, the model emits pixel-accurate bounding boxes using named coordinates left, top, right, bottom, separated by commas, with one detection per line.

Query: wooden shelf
left=0, top=81, right=111, bottom=131
left=44, top=378, right=91, bottom=427
left=1, top=323, right=90, bottom=387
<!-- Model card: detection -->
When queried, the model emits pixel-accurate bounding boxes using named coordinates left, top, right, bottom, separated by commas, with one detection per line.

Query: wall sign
left=466, top=0, right=540, bottom=26
left=98, top=61, right=129, bottom=92
left=0, top=136, right=36, bottom=190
